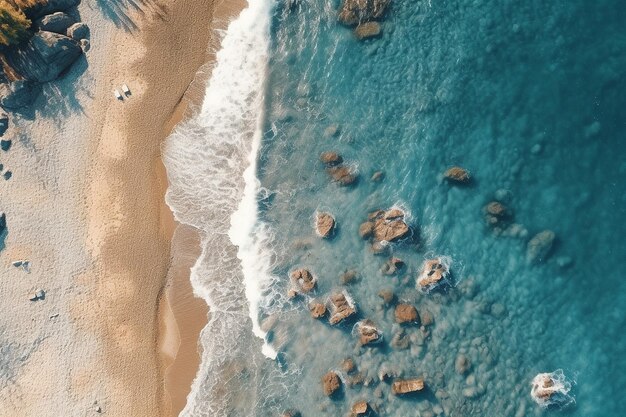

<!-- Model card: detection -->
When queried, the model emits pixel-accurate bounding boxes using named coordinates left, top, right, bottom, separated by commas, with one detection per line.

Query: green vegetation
left=0, top=0, right=32, bottom=46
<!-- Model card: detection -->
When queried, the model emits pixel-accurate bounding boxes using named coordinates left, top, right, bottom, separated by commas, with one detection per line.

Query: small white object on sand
left=113, top=89, right=123, bottom=100
left=29, top=289, right=45, bottom=301
left=12, top=260, right=23, bottom=267
left=49, top=313, right=59, bottom=319
left=121, top=84, right=131, bottom=96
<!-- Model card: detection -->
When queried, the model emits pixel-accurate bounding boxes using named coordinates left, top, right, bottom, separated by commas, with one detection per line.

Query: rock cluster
left=416, top=257, right=450, bottom=290
left=327, top=291, right=356, bottom=325
left=320, top=151, right=358, bottom=185
left=359, top=208, right=410, bottom=243
left=288, top=268, right=316, bottom=297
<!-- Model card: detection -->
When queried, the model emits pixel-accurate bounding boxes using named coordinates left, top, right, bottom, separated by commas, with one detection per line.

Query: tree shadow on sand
left=95, top=0, right=167, bottom=32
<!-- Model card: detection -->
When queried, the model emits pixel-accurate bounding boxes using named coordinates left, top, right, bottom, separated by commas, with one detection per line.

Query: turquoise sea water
left=253, top=0, right=625, bottom=415
left=167, top=0, right=625, bottom=415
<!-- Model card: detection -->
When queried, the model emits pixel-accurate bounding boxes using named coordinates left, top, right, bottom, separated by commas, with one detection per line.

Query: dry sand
left=0, top=0, right=244, bottom=416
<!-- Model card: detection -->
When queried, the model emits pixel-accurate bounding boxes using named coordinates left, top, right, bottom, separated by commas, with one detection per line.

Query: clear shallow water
left=168, top=0, right=626, bottom=415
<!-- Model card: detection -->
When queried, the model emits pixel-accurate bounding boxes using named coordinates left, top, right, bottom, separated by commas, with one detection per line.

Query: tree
left=0, top=0, right=31, bottom=47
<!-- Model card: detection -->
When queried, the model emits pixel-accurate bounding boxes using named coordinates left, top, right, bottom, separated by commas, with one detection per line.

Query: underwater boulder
left=338, top=0, right=391, bottom=26
left=443, top=166, right=471, bottom=184
left=327, top=165, right=357, bottom=185
left=526, top=230, right=556, bottom=264
left=319, top=151, right=343, bottom=166
left=355, top=22, right=381, bottom=40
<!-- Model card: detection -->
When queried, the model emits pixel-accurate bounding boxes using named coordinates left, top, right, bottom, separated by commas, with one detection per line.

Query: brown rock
left=368, top=209, right=385, bottom=220
left=419, top=309, right=434, bottom=326
left=320, top=151, right=343, bottom=166
left=340, top=269, right=359, bottom=285
left=351, top=400, right=370, bottom=415
left=416, top=258, right=449, bottom=289
left=355, top=21, right=381, bottom=39
left=290, top=268, right=316, bottom=293
left=328, top=292, right=357, bottom=325
left=395, top=304, right=419, bottom=324
left=356, top=319, right=382, bottom=345
left=391, top=378, right=425, bottom=395
left=327, top=165, right=357, bottom=185
left=309, top=301, right=327, bottom=319
left=281, top=410, right=301, bottom=417
left=316, top=212, right=335, bottom=238
left=381, top=257, right=404, bottom=275
left=358, top=221, right=374, bottom=239
left=377, top=289, right=395, bottom=304
left=444, top=166, right=471, bottom=184
left=372, top=217, right=409, bottom=242
left=322, top=371, right=342, bottom=396
left=338, top=0, right=391, bottom=26
left=384, top=208, right=404, bottom=220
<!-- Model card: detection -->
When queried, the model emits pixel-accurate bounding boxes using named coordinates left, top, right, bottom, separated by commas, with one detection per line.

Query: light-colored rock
left=355, top=21, right=381, bottom=39
left=351, top=400, right=369, bottom=415
left=526, top=230, right=555, bottom=263
left=455, top=354, right=471, bottom=374
left=391, top=378, right=425, bottom=395
left=309, top=301, right=327, bottom=318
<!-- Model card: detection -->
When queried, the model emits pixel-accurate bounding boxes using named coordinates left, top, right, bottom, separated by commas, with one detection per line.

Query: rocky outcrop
left=381, top=257, right=404, bottom=275
left=354, top=319, right=382, bottom=345
left=416, top=257, right=450, bottom=290
left=359, top=208, right=410, bottom=243
left=7, top=31, right=82, bottom=83
left=327, top=291, right=356, bottom=325
left=309, top=301, right=327, bottom=319
left=338, top=0, right=391, bottom=26
left=351, top=401, right=370, bottom=415
left=36, top=12, right=74, bottom=33
left=289, top=268, right=316, bottom=295
left=327, top=165, right=357, bottom=185
left=320, top=151, right=343, bottom=166
left=394, top=303, right=418, bottom=324
left=322, top=371, right=342, bottom=396
left=23, top=0, right=81, bottom=19
left=0, top=112, right=8, bottom=136
left=391, top=378, right=425, bottom=395
left=0, top=81, right=38, bottom=110
left=355, top=22, right=381, bottom=39
left=66, top=22, right=89, bottom=40
left=315, top=212, right=335, bottom=238
left=526, top=230, right=555, bottom=263
left=443, top=166, right=471, bottom=184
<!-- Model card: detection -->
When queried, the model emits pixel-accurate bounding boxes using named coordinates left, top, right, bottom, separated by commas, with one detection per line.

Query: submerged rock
left=370, top=170, right=384, bottom=182
left=526, top=230, right=555, bottom=263
left=322, top=371, right=342, bottom=396
left=443, top=166, right=471, bottom=184
left=342, top=358, right=356, bottom=373
left=289, top=268, right=316, bottom=294
left=327, top=165, right=357, bottom=185
left=7, top=31, right=82, bottom=83
left=281, top=410, right=301, bottom=417
left=340, top=269, right=359, bottom=285
left=381, top=257, right=404, bottom=275
left=377, top=289, right=395, bottom=304
left=338, top=0, right=391, bottom=26
left=355, top=22, right=381, bottom=39
left=391, top=378, right=425, bottom=395
left=455, top=354, right=471, bottom=375
left=327, top=291, right=356, bottom=325
left=0, top=80, right=39, bottom=110
left=315, top=212, right=335, bottom=238
left=416, top=257, right=450, bottom=290
left=319, top=151, right=343, bottom=166
left=394, top=303, right=419, bottom=324
left=36, top=12, right=74, bottom=33
left=484, top=201, right=512, bottom=230
left=354, top=319, right=383, bottom=345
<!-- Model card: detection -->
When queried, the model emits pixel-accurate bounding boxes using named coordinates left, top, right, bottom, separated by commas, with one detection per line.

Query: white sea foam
left=530, top=370, right=575, bottom=409
left=163, top=0, right=277, bottom=413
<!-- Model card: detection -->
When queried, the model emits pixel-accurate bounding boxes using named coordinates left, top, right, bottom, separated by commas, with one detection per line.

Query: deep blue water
left=248, top=0, right=626, bottom=416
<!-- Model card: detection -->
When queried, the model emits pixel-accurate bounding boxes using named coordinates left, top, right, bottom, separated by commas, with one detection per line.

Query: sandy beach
left=0, top=0, right=243, bottom=415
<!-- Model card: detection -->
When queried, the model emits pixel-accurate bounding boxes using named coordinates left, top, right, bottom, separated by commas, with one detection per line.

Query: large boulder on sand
left=315, top=212, right=335, bottom=238
left=6, top=31, right=82, bottom=83
left=327, top=291, right=356, bottom=325
left=36, top=12, right=75, bottom=33
left=526, top=230, right=555, bottom=264
left=391, top=378, right=425, bottom=395
left=322, top=371, right=342, bottom=396
left=338, top=0, right=391, bottom=26
left=416, top=257, right=450, bottom=290
left=0, top=81, right=39, bottom=110
left=66, top=22, right=90, bottom=40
